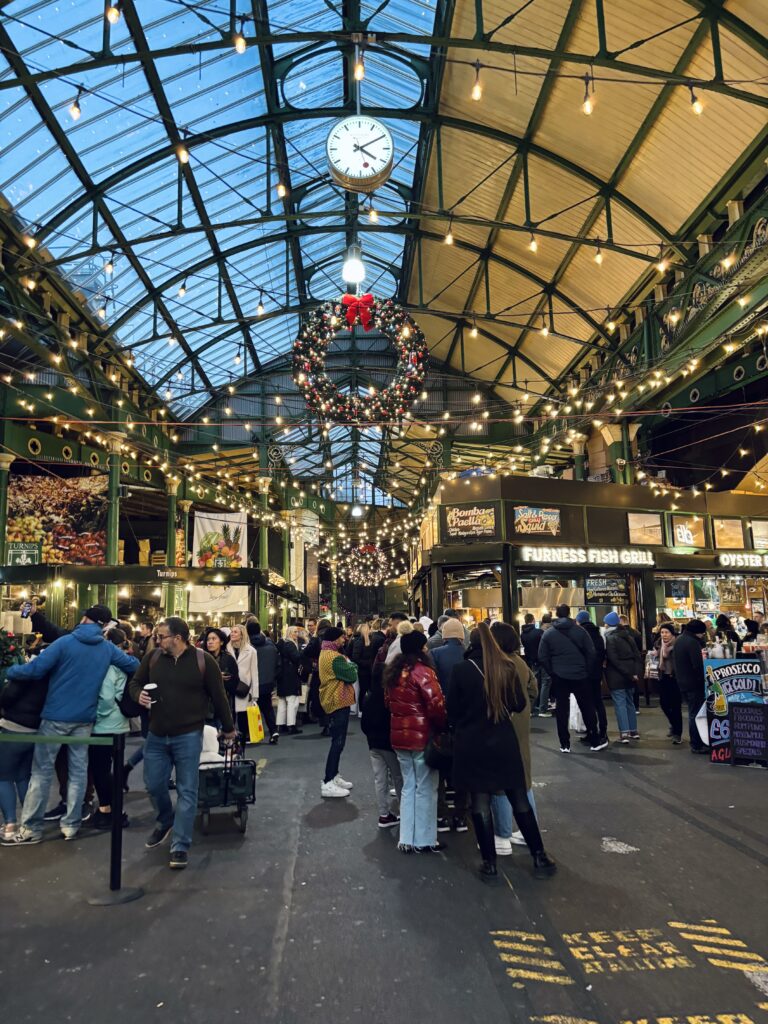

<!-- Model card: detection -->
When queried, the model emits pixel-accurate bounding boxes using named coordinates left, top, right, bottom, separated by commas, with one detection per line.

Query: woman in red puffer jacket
left=384, top=631, right=446, bottom=854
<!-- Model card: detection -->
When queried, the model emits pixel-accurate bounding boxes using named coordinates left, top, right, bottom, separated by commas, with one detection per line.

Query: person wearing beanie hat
left=318, top=627, right=358, bottom=798
left=604, top=613, right=642, bottom=742
left=2, top=608, right=139, bottom=846
left=575, top=612, right=608, bottom=744
left=384, top=623, right=446, bottom=853
left=673, top=619, right=710, bottom=753
left=384, top=619, right=414, bottom=665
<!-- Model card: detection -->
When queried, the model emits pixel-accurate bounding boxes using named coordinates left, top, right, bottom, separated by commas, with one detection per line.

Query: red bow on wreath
left=342, top=293, right=374, bottom=331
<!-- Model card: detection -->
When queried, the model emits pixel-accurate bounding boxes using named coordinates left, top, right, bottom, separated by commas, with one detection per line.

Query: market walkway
left=3, top=709, right=767, bottom=1024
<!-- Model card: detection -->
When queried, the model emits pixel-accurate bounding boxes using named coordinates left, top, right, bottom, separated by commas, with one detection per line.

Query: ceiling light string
left=582, top=68, right=595, bottom=115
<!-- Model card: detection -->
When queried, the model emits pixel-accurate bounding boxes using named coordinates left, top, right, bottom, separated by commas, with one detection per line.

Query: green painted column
left=257, top=476, right=272, bottom=622
left=0, top=453, right=16, bottom=565
left=282, top=512, right=291, bottom=581
left=330, top=536, right=338, bottom=624
left=105, top=439, right=121, bottom=615
left=178, top=499, right=192, bottom=619
left=572, top=440, right=586, bottom=481
left=165, top=479, right=179, bottom=568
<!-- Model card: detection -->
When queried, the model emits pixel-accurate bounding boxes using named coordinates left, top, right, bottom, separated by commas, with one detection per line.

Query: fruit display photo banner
left=192, top=510, right=247, bottom=569
left=8, top=467, right=108, bottom=565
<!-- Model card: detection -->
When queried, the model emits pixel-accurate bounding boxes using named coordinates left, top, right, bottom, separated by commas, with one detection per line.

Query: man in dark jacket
left=672, top=619, right=708, bottom=753
left=575, top=611, right=608, bottom=742
left=520, top=614, right=543, bottom=667
left=246, top=619, right=281, bottom=745
left=360, top=665, right=402, bottom=828
left=538, top=604, right=605, bottom=752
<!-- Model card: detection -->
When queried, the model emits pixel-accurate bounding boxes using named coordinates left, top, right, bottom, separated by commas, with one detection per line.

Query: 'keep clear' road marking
left=532, top=1011, right=767, bottom=1024
left=668, top=921, right=768, bottom=974
left=490, top=930, right=575, bottom=986
left=563, top=930, right=694, bottom=975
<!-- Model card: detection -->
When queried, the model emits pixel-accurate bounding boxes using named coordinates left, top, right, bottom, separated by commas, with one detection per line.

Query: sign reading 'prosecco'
left=518, top=545, right=654, bottom=566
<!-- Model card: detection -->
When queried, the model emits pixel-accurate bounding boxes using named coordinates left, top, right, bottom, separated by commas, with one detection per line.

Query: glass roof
left=0, top=0, right=435, bottom=418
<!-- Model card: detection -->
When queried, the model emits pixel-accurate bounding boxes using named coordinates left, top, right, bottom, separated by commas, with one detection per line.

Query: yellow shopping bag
left=246, top=703, right=265, bottom=744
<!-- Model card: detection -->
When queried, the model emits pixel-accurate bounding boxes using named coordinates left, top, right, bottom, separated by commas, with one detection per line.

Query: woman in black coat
left=276, top=627, right=303, bottom=735
left=0, top=657, right=49, bottom=840
left=205, top=628, right=240, bottom=720
left=351, top=623, right=377, bottom=716
left=447, top=622, right=556, bottom=883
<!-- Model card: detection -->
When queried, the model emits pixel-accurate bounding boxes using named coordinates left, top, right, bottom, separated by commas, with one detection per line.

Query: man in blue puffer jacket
left=2, top=605, right=139, bottom=845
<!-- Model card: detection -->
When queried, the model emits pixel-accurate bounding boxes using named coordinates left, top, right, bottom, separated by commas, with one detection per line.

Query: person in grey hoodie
left=538, top=604, right=605, bottom=753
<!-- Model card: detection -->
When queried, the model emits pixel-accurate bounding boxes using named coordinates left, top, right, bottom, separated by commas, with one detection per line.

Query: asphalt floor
left=2, top=704, right=767, bottom=1024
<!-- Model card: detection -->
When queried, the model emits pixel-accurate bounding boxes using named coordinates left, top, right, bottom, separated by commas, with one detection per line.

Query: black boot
left=122, top=764, right=132, bottom=792
left=471, top=811, right=501, bottom=885
left=533, top=850, right=557, bottom=878
left=288, top=724, right=303, bottom=735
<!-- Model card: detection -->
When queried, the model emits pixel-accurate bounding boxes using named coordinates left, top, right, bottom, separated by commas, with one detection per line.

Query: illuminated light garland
left=336, top=543, right=391, bottom=586
left=292, top=295, right=428, bottom=426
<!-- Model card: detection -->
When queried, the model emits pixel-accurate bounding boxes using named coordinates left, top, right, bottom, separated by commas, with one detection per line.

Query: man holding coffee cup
left=129, top=616, right=236, bottom=869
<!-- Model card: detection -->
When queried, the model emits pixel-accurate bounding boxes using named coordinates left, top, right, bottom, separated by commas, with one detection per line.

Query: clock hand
left=353, top=134, right=386, bottom=154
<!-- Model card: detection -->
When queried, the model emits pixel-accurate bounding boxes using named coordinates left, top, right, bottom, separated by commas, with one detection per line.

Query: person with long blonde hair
left=447, top=622, right=556, bottom=883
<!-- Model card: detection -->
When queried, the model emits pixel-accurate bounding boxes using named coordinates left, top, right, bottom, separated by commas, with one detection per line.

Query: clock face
left=326, top=116, right=394, bottom=192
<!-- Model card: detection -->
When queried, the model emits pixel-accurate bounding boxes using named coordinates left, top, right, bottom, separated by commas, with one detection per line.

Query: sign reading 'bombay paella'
left=513, top=505, right=561, bottom=536
left=440, top=502, right=500, bottom=542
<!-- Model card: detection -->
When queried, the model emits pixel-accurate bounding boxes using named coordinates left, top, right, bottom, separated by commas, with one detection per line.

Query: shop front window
left=751, top=521, right=768, bottom=549
left=518, top=573, right=585, bottom=624
left=443, top=567, right=503, bottom=628
left=671, top=515, right=706, bottom=548
left=656, top=573, right=767, bottom=626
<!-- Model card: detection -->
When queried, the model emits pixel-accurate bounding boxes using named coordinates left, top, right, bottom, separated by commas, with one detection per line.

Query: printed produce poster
left=7, top=470, right=107, bottom=565
left=192, top=511, right=247, bottom=568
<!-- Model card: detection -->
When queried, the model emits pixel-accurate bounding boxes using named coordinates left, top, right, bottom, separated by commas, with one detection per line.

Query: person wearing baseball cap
left=3, top=606, right=139, bottom=846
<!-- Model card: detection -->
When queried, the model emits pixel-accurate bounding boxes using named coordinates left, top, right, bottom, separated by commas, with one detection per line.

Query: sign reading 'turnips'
left=441, top=502, right=500, bottom=542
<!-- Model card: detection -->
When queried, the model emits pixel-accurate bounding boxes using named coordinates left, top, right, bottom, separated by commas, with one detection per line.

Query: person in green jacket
left=88, top=627, right=132, bottom=830
left=318, top=627, right=357, bottom=799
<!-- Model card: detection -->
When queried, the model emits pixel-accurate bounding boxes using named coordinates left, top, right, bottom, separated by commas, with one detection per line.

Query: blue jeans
left=611, top=688, right=638, bottom=733
left=21, top=720, right=93, bottom=838
left=324, top=707, right=351, bottom=783
left=491, top=790, right=538, bottom=838
left=143, top=730, right=203, bottom=853
left=395, top=748, right=438, bottom=848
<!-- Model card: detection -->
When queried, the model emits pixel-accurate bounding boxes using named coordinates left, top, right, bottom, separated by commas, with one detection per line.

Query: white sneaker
left=321, top=780, right=349, bottom=798
left=333, top=775, right=353, bottom=790
left=494, top=835, right=513, bottom=856
left=510, top=830, right=526, bottom=846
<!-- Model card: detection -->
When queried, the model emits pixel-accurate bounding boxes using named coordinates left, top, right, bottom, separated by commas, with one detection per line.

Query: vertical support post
left=257, top=474, right=272, bottom=622
left=178, top=500, right=192, bottom=568
left=105, top=439, right=121, bottom=615
left=522, top=148, right=532, bottom=225
left=330, top=537, right=338, bottom=624
left=0, top=453, right=16, bottom=565
left=436, top=126, right=444, bottom=211
left=166, top=479, right=179, bottom=567
left=282, top=513, right=291, bottom=582
left=572, top=440, right=586, bottom=481
left=621, top=421, right=633, bottom=485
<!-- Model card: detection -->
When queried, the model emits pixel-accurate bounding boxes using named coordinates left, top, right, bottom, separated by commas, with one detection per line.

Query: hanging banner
left=8, top=470, right=107, bottom=565
left=704, top=657, right=766, bottom=765
left=192, top=511, right=247, bottom=569
left=187, top=585, right=250, bottom=615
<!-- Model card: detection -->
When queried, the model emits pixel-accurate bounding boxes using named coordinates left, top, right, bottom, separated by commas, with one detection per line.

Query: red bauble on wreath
left=292, top=294, right=428, bottom=425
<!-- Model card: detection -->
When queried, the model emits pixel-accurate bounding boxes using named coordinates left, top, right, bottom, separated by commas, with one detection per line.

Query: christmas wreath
left=293, top=295, right=428, bottom=424
left=337, top=544, right=391, bottom=586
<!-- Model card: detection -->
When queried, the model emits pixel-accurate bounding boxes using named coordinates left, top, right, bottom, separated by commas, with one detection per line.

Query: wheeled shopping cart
left=197, top=743, right=256, bottom=834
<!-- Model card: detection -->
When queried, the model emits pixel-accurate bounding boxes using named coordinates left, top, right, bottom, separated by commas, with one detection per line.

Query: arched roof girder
left=101, top=224, right=617, bottom=349
left=38, top=108, right=677, bottom=253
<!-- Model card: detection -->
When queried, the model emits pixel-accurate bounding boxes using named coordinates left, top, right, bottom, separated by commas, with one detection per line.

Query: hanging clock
left=326, top=115, right=394, bottom=193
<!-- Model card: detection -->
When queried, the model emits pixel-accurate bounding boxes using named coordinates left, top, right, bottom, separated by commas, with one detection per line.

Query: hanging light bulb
left=582, top=72, right=594, bottom=115
left=276, top=182, right=287, bottom=199
left=656, top=245, right=668, bottom=273
left=164, top=388, right=172, bottom=400
left=470, top=317, right=478, bottom=338
left=342, top=242, right=366, bottom=284
left=234, top=18, right=246, bottom=53
left=178, top=279, right=187, bottom=298
left=257, top=292, right=265, bottom=316
left=594, top=244, right=603, bottom=265
left=353, top=49, right=365, bottom=81
left=471, top=61, right=483, bottom=101
left=540, top=316, right=549, bottom=337
left=106, top=3, right=121, bottom=24
left=234, top=350, right=242, bottom=365
left=368, top=198, right=378, bottom=224
left=104, top=252, right=115, bottom=275
left=528, top=233, right=538, bottom=253
left=176, top=145, right=189, bottom=164
left=444, top=218, right=454, bottom=245
left=689, top=85, right=703, bottom=115
left=69, top=87, right=84, bottom=121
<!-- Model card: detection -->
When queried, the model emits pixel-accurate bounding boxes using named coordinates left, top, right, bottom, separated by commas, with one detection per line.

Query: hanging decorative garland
left=293, top=294, right=428, bottom=425
left=337, top=543, right=391, bottom=586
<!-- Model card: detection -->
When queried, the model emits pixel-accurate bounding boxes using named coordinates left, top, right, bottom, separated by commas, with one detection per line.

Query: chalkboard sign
left=729, top=703, right=768, bottom=765
left=585, top=575, right=629, bottom=605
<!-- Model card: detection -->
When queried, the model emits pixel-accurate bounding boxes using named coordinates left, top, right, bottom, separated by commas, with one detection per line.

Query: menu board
left=729, top=703, right=768, bottom=765
left=440, top=502, right=500, bottom=543
left=585, top=576, right=629, bottom=604
left=705, top=657, right=765, bottom=764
